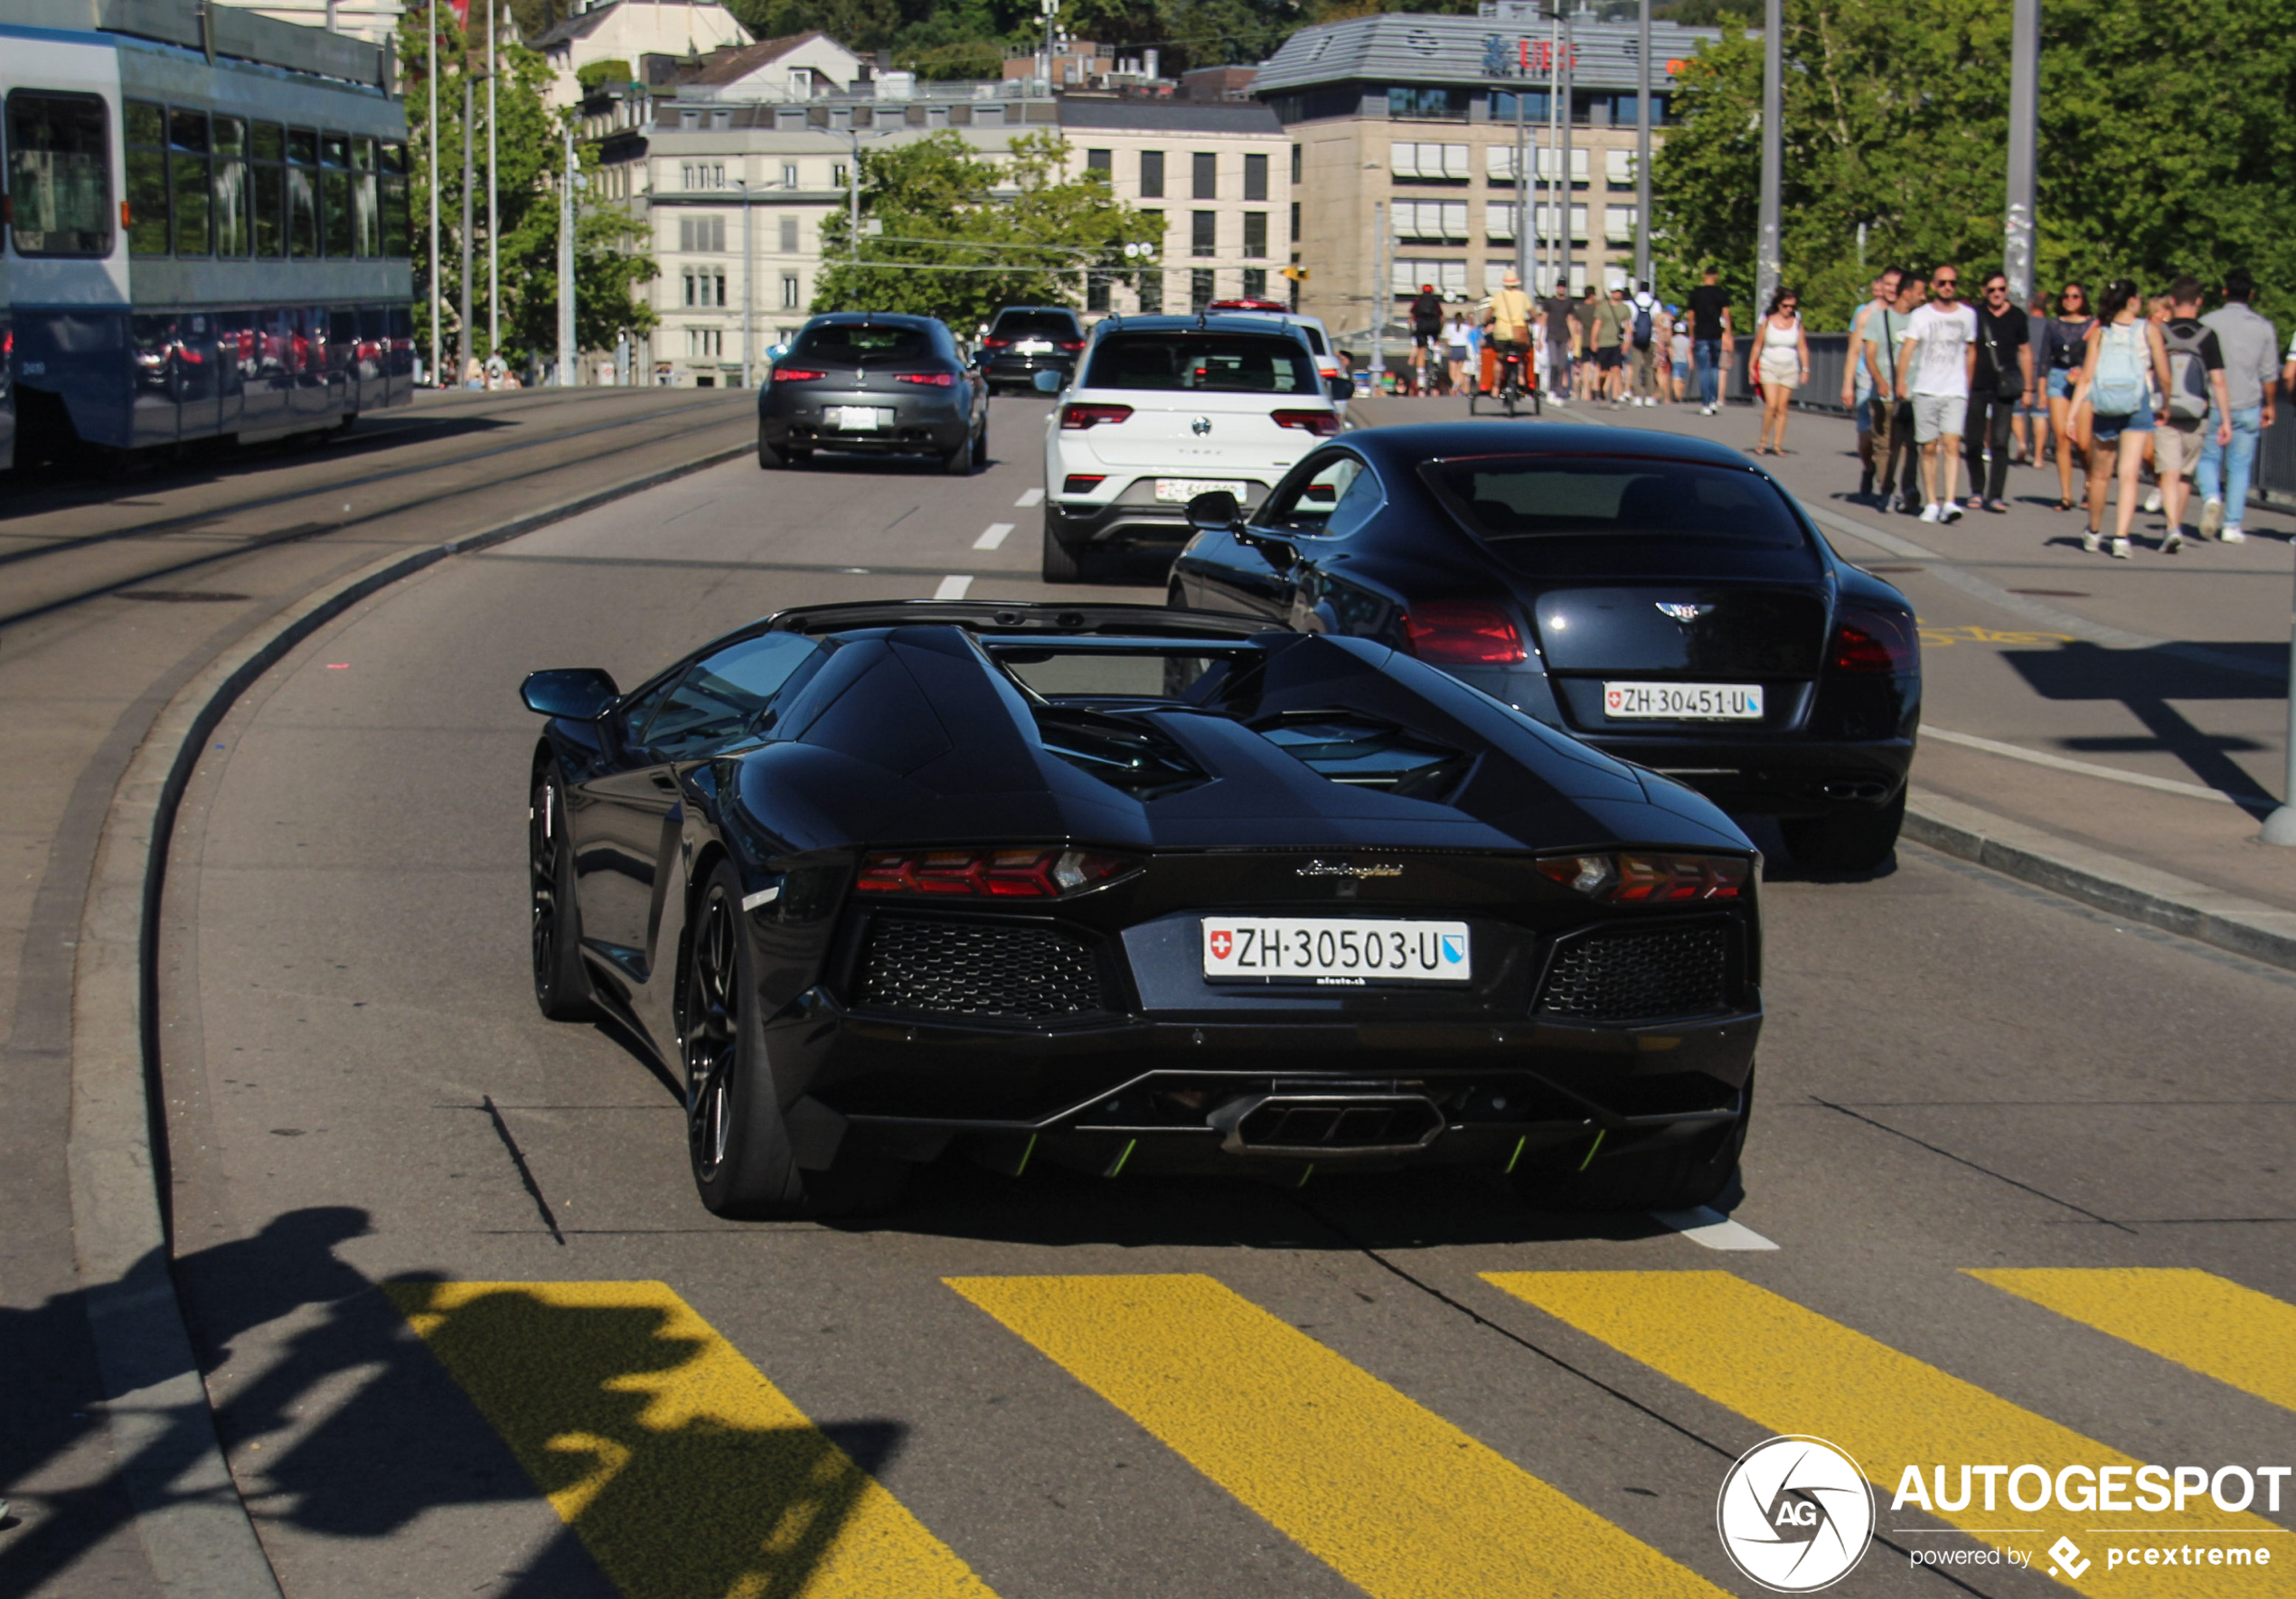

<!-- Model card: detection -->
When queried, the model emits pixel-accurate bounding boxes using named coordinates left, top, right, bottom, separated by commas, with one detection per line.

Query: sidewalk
left=1349, top=391, right=2296, bottom=946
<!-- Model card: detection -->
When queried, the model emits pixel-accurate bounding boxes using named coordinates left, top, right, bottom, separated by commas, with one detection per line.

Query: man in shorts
left=2156, top=276, right=2231, bottom=550
left=1544, top=287, right=1576, bottom=406
left=1841, top=268, right=1903, bottom=496
left=1573, top=287, right=1603, bottom=401
left=1596, top=286, right=1632, bottom=404
left=1409, top=283, right=1444, bottom=394
left=1897, top=264, right=1977, bottom=522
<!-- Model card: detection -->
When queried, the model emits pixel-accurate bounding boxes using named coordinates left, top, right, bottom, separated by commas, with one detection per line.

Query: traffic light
left=1281, top=265, right=1310, bottom=283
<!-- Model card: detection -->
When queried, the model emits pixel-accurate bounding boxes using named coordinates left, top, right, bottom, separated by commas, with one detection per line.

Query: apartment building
left=1056, top=99, right=1293, bottom=315
left=1251, top=6, right=1724, bottom=337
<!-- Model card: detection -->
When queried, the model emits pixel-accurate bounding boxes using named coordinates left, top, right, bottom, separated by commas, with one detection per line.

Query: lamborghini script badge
left=1295, top=861, right=1404, bottom=879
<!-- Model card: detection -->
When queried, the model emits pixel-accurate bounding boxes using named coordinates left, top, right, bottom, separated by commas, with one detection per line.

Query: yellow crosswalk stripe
left=1485, top=1271, right=2293, bottom=1595
left=946, top=1272, right=1727, bottom=1599
left=1969, top=1268, right=2296, bottom=1414
left=387, top=1281, right=994, bottom=1599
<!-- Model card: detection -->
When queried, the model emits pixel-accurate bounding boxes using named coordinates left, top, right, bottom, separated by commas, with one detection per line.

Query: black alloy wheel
left=757, top=432, right=786, bottom=469
left=971, top=417, right=990, bottom=469
left=1040, top=513, right=1085, bottom=582
left=529, top=772, right=596, bottom=1021
left=1782, top=787, right=1905, bottom=874
left=943, top=427, right=976, bottom=475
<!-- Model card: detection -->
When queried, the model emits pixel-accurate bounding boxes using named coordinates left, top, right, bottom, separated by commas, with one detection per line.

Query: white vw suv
left=1038, top=315, right=1343, bottom=581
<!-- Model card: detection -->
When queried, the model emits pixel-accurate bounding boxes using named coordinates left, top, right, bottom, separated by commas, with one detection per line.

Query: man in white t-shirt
left=1896, top=264, right=1979, bottom=522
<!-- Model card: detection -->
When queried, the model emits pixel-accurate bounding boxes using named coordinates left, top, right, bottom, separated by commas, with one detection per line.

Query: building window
left=1242, top=211, right=1266, bottom=258
left=1604, top=205, right=1638, bottom=243
left=1392, top=200, right=1469, bottom=242
left=1491, top=89, right=1552, bottom=123
left=1139, top=149, right=1163, bottom=199
left=1087, top=273, right=1110, bottom=313
left=1289, top=201, right=1299, bottom=248
left=778, top=214, right=797, bottom=251
left=1190, top=268, right=1215, bottom=310
left=682, top=272, right=727, bottom=306
left=1290, top=143, right=1301, bottom=183
left=678, top=215, right=727, bottom=252
left=782, top=161, right=798, bottom=187
left=1393, top=259, right=1469, bottom=296
left=1086, top=147, right=1112, bottom=176
left=1138, top=270, right=1162, bottom=314
left=782, top=273, right=800, bottom=308
left=1190, top=210, right=1216, bottom=258
left=1387, top=86, right=1470, bottom=121
left=688, top=327, right=724, bottom=358
left=1191, top=151, right=1217, bottom=199
left=1243, top=152, right=1267, bottom=202
left=1242, top=267, right=1266, bottom=299
left=1390, top=142, right=1471, bottom=183
left=832, top=162, right=848, bottom=189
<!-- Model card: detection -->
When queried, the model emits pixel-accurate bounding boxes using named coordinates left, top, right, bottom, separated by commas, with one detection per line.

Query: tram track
left=0, top=390, right=757, bottom=630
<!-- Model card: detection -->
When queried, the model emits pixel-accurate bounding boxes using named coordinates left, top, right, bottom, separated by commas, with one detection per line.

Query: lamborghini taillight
left=856, top=847, right=1138, bottom=898
left=1537, top=851, right=1750, bottom=903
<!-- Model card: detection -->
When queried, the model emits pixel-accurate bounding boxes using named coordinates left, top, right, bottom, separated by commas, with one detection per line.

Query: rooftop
left=1055, top=98, right=1283, bottom=135
left=1251, top=12, right=1729, bottom=96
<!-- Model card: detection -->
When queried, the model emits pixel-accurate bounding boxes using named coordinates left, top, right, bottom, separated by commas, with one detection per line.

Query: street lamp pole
left=558, top=119, right=574, bottom=387
left=1755, top=0, right=1783, bottom=320
left=486, top=0, right=498, bottom=360
left=427, top=0, right=438, bottom=385
left=2002, top=0, right=2038, bottom=306
left=1369, top=199, right=1388, bottom=388
left=1557, top=8, right=1573, bottom=293
left=738, top=178, right=755, bottom=389
left=2265, top=581, right=2296, bottom=844
left=1634, top=0, right=1651, bottom=287
left=459, top=71, right=474, bottom=387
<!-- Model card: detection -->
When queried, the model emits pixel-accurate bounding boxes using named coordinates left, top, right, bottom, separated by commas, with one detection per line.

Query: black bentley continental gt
left=1168, top=423, right=1922, bottom=871
left=522, top=601, right=1763, bottom=1218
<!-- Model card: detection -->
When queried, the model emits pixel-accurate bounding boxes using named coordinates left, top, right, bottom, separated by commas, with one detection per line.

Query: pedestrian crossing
left=391, top=1267, right=2296, bottom=1599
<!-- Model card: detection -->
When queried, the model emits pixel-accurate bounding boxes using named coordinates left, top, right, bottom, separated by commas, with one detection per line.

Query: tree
left=1651, top=0, right=2296, bottom=330
left=810, top=131, right=1160, bottom=329
left=396, top=3, right=656, bottom=372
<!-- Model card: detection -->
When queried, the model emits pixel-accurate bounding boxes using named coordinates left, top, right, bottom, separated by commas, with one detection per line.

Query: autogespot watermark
left=1891, top=1463, right=2287, bottom=1579
left=1717, top=1435, right=1877, bottom=1592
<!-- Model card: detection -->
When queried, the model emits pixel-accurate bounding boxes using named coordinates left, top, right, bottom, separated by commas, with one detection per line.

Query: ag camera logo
left=1717, top=1434, right=1877, bottom=1592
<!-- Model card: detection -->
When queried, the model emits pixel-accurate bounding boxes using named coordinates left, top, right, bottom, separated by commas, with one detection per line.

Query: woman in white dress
left=1755, top=287, right=1810, bottom=455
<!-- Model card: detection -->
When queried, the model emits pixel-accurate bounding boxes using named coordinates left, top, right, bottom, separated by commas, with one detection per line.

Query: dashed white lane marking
left=934, top=575, right=974, bottom=600
left=1651, top=1207, right=1779, bottom=1251
left=974, top=522, right=1015, bottom=550
left=1015, top=487, right=1045, bottom=507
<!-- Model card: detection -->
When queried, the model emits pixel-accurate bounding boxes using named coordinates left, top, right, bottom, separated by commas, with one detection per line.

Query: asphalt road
left=17, top=396, right=2296, bottom=1597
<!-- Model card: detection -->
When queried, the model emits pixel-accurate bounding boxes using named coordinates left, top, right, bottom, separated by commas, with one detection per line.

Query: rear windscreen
left=790, top=322, right=933, bottom=361
left=1085, top=334, right=1319, bottom=394
left=1420, top=457, right=1818, bottom=576
left=992, top=310, right=1080, bottom=337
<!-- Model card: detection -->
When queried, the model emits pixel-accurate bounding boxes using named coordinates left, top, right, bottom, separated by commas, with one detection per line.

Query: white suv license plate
left=830, top=405, right=890, bottom=431
left=1604, top=682, right=1764, bottom=720
left=1202, top=918, right=1472, bottom=983
left=1157, top=477, right=1250, bottom=503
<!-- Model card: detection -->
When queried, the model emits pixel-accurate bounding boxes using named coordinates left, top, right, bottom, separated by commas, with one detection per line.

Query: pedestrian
left=1864, top=268, right=1925, bottom=512
left=1686, top=267, right=1734, bottom=415
left=1409, top=283, right=1443, bottom=395
left=1628, top=281, right=1661, bottom=406
left=1752, top=287, right=1808, bottom=454
left=1961, top=270, right=2032, bottom=513
left=1445, top=312, right=1473, bottom=396
left=2036, top=281, right=2095, bottom=512
left=1896, top=263, right=1977, bottom=522
left=2152, top=276, right=2233, bottom=552
left=1486, top=269, right=1537, bottom=399
left=1543, top=285, right=1576, bottom=407
left=1573, top=286, right=1602, bottom=401
left=2069, top=278, right=2171, bottom=558
left=2011, top=289, right=2051, bottom=466
left=2140, top=293, right=2177, bottom=510
left=1597, top=286, right=1633, bottom=404
left=2195, top=268, right=2282, bottom=543
left=1465, top=315, right=1485, bottom=395
left=1841, top=268, right=1904, bottom=497
left=1668, top=309, right=1690, bottom=404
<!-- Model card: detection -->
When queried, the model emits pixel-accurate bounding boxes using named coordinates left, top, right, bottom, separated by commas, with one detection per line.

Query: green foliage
left=810, top=131, right=1160, bottom=328
left=397, top=5, right=656, bottom=369
left=1651, top=0, right=2296, bottom=330
left=576, top=58, right=634, bottom=89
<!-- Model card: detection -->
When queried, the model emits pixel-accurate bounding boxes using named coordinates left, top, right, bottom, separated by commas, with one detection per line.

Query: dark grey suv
left=758, top=313, right=988, bottom=473
left=979, top=306, right=1086, bottom=393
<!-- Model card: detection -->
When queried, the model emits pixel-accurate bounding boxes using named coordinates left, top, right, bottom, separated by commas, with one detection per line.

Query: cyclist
left=1486, top=270, right=1538, bottom=405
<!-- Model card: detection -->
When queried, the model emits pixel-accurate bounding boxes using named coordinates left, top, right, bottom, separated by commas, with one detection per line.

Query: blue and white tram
left=3, top=0, right=415, bottom=469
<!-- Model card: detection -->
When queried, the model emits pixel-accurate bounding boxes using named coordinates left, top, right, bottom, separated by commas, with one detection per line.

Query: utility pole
left=738, top=178, right=754, bottom=388
left=1542, top=5, right=1560, bottom=291
left=1557, top=8, right=1574, bottom=294
left=558, top=119, right=574, bottom=387
left=1369, top=199, right=1388, bottom=389
left=1634, top=0, right=1651, bottom=287
left=486, top=0, right=498, bottom=361
left=427, top=0, right=438, bottom=385
left=1512, top=46, right=1528, bottom=287
left=459, top=71, right=473, bottom=387
left=842, top=127, right=862, bottom=264
left=2002, top=0, right=2038, bottom=306
left=1755, top=0, right=1783, bottom=323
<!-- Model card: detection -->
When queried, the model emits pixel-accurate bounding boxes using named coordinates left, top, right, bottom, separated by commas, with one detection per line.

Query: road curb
left=65, top=439, right=748, bottom=1596
left=1904, top=787, right=2296, bottom=972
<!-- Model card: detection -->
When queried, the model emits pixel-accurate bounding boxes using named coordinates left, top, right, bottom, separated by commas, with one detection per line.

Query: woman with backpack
left=2037, top=282, right=2096, bottom=511
left=1753, top=287, right=1809, bottom=455
left=2069, top=278, right=2173, bottom=558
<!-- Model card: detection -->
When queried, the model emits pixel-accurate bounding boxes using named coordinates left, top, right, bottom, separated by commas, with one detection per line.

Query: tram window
left=126, top=99, right=169, bottom=256
left=212, top=116, right=249, bottom=257
left=251, top=121, right=285, bottom=257
left=320, top=131, right=352, bottom=257
left=169, top=108, right=212, bottom=256
left=351, top=136, right=380, bottom=258
left=6, top=90, right=114, bottom=257
left=379, top=141, right=409, bottom=258
left=287, top=127, right=318, bottom=259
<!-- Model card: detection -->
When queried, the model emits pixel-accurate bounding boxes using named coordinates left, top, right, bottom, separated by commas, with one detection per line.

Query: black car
left=979, top=306, right=1087, bottom=393
left=758, top=312, right=988, bottom=472
left=1168, top=423, right=1921, bottom=871
left=522, top=601, right=1763, bottom=1218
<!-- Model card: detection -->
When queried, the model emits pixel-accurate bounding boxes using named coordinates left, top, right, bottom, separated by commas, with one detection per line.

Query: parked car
left=979, top=306, right=1087, bottom=394
left=757, top=313, right=987, bottom=473
left=520, top=599, right=1763, bottom=1218
left=1168, top=422, right=1922, bottom=870
left=1040, top=315, right=1347, bottom=582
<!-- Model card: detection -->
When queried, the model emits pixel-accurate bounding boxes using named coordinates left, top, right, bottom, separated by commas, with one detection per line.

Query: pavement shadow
left=0, top=1206, right=901, bottom=1599
left=2000, top=640, right=2286, bottom=811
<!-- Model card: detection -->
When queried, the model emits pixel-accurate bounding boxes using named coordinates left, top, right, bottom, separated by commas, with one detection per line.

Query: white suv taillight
left=1060, top=402, right=1134, bottom=429
left=1272, top=409, right=1341, bottom=437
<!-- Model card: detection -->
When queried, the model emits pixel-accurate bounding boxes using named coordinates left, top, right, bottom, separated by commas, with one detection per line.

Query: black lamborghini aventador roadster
left=522, top=601, right=1764, bottom=1218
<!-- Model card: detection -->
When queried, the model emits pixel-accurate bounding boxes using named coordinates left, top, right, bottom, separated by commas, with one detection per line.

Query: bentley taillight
left=1537, top=852, right=1749, bottom=903
left=1402, top=602, right=1527, bottom=664
left=1830, top=607, right=1918, bottom=673
left=856, top=847, right=1139, bottom=898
